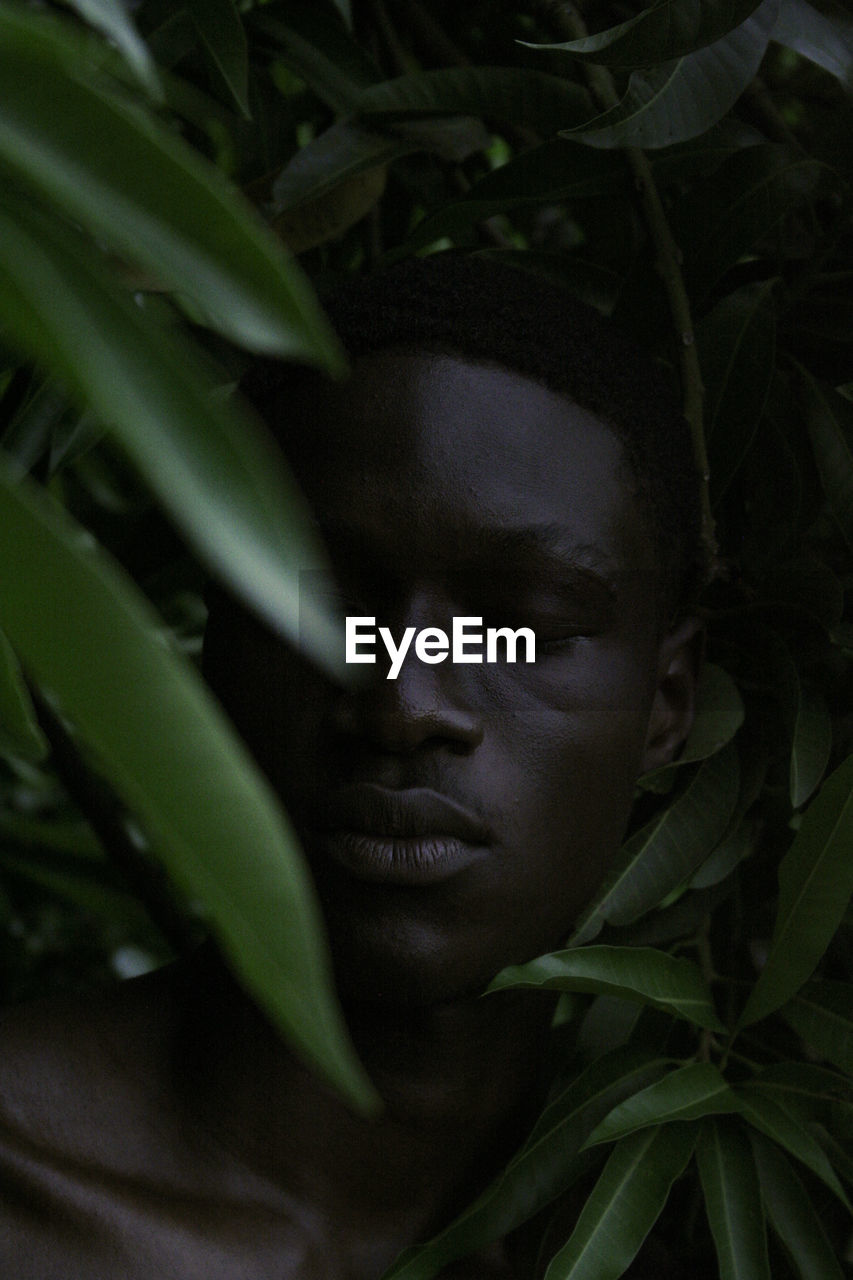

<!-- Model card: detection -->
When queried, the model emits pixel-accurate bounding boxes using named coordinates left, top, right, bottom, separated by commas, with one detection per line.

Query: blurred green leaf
left=735, top=1085, right=851, bottom=1207
left=782, top=981, right=853, bottom=1077
left=697, top=284, right=777, bottom=505
left=790, top=686, right=832, bottom=809
left=697, top=1119, right=770, bottom=1280
left=489, top=945, right=725, bottom=1032
left=739, top=752, right=853, bottom=1028
left=526, top=0, right=764, bottom=68
left=0, top=4, right=342, bottom=362
left=584, top=1064, right=737, bottom=1148
left=401, top=140, right=625, bottom=254
left=561, top=1, right=779, bottom=149
left=356, top=67, right=590, bottom=135
left=773, top=0, right=853, bottom=92
left=573, top=743, right=740, bottom=943
left=272, top=115, right=490, bottom=215
left=0, top=627, right=48, bottom=763
left=184, top=0, right=250, bottom=119
left=542, top=1122, right=698, bottom=1280
left=801, top=369, right=853, bottom=553
left=0, top=458, right=377, bottom=1114
left=382, top=1048, right=668, bottom=1280
left=252, top=0, right=380, bottom=112
left=59, top=0, right=161, bottom=99
left=749, top=1131, right=845, bottom=1280
left=0, top=204, right=340, bottom=669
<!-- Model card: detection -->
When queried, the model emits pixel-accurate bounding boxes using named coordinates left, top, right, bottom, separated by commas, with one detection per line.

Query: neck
left=175, top=948, right=553, bottom=1238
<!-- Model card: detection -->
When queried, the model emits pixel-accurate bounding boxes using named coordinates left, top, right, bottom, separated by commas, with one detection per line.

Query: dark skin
left=0, top=351, right=701, bottom=1278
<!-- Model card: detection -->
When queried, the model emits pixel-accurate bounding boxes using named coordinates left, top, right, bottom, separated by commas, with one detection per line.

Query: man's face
left=210, top=351, right=696, bottom=1004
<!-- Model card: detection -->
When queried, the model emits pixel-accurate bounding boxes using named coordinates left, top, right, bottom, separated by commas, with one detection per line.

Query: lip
left=311, top=785, right=491, bottom=885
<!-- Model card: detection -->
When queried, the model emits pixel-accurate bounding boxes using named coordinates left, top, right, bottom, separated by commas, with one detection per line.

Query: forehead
left=285, top=350, right=657, bottom=580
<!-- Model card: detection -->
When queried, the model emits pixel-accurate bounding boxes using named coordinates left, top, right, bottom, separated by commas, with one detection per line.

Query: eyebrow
left=315, top=517, right=619, bottom=598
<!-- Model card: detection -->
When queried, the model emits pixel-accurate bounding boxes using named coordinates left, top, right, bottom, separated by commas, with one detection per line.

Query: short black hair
left=246, top=254, right=703, bottom=615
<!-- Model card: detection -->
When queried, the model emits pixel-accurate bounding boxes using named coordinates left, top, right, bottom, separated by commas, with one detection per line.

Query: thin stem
left=530, top=1, right=717, bottom=571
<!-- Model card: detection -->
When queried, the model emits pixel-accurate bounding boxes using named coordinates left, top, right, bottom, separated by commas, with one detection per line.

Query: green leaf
left=0, top=5, right=342, bottom=363
left=640, top=663, right=745, bottom=789
left=184, top=0, right=250, bottom=119
left=59, top=0, right=162, bottom=99
left=272, top=122, right=417, bottom=210
left=0, top=205, right=340, bottom=671
left=739, top=752, right=853, bottom=1028
left=749, top=1132, right=845, bottom=1280
left=382, top=1048, right=668, bottom=1279
left=675, top=147, right=824, bottom=302
left=689, top=821, right=754, bottom=890
left=0, top=459, right=377, bottom=1115
left=0, top=627, right=48, bottom=763
left=399, top=140, right=625, bottom=254
left=356, top=67, right=590, bottom=135
left=252, top=0, right=380, bottom=113
left=697, top=284, right=777, bottom=506
left=572, top=743, right=740, bottom=943
left=782, top=981, right=853, bottom=1077
left=542, top=1122, right=698, bottom=1280
left=735, top=1085, right=851, bottom=1208
left=773, top=0, right=853, bottom=92
left=790, top=686, right=832, bottom=809
left=750, top=1061, right=853, bottom=1119
left=561, top=1, right=780, bottom=149
left=800, top=369, right=853, bottom=553
left=526, top=0, right=765, bottom=68
left=488, top=946, right=725, bottom=1032
left=697, top=1119, right=770, bottom=1280
left=584, top=1064, right=738, bottom=1148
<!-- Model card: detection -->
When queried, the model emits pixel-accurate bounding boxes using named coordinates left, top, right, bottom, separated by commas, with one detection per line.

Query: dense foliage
left=1, top=0, right=852, bottom=1274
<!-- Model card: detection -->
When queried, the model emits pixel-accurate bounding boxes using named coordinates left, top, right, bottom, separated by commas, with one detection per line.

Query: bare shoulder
left=0, top=965, right=184, bottom=1157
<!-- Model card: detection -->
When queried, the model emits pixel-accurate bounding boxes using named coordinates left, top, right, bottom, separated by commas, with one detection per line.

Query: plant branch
left=530, top=1, right=717, bottom=572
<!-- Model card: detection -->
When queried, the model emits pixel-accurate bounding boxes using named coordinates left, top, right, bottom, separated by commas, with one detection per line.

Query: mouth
left=310, top=785, right=491, bottom=886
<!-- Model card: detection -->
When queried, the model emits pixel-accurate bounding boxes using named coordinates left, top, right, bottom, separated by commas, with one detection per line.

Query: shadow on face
left=204, top=351, right=702, bottom=1005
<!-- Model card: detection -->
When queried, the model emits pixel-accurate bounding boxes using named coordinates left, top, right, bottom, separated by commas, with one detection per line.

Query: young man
left=0, top=257, right=703, bottom=1277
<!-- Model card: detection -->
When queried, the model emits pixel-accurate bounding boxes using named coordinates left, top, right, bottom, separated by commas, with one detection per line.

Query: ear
left=641, top=616, right=704, bottom=774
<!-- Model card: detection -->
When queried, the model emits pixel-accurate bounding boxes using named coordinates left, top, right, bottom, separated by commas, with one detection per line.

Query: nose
left=331, top=594, right=484, bottom=754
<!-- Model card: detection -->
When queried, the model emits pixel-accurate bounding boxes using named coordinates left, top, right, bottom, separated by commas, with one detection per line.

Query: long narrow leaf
left=773, top=0, right=853, bottom=91
left=0, top=626, right=48, bottom=762
left=356, top=67, right=590, bottom=135
left=0, top=205, right=340, bottom=669
left=782, top=982, right=853, bottom=1078
left=526, top=0, right=764, bottom=68
left=800, top=369, right=853, bottom=553
left=572, top=743, right=739, bottom=943
left=584, top=1063, right=738, bottom=1148
left=60, top=0, right=161, bottom=99
left=0, top=459, right=377, bottom=1114
left=0, top=4, right=341, bottom=363
left=543, top=1123, right=698, bottom=1280
left=382, top=1048, right=669, bottom=1280
left=735, top=1085, right=851, bottom=1208
left=697, top=1119, right=770, bottom=1280
left=697, top=284, right=777, bottom=506
left=561, top=1, right=780, bottom=149
left=184, top=0, right=250, bottom=119
left=739, top=752, right=853, bottom=1028
left=488, top=946, right=725, bottom=1032
left=749, top=1131, right=845, bottom=1280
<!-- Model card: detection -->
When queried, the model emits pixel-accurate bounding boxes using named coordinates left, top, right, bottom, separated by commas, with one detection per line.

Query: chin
left=321, top=903, right=501, bottom=1008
